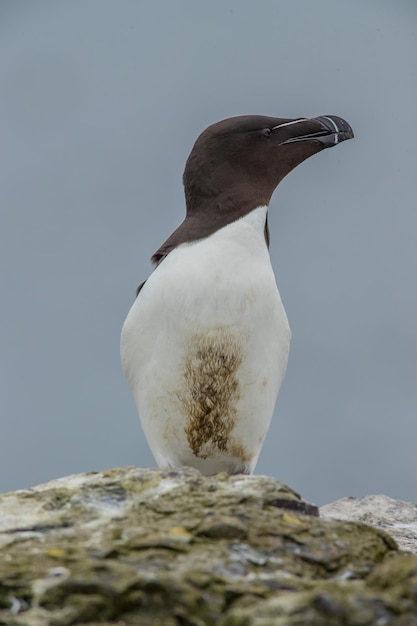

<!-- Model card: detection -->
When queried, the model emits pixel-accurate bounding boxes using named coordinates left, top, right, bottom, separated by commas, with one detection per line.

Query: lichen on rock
left=0, top=467, right=416, bottom=625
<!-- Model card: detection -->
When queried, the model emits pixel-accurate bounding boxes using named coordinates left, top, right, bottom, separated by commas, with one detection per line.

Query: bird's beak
left=279, top=115, right=354, bottom=148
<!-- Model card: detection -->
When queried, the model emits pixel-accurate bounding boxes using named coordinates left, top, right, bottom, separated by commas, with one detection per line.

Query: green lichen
left=0, top=467, right=415, bottom=625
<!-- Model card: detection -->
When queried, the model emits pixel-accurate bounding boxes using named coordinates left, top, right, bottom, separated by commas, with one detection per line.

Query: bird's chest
left=122, top=222, right=290, bottom=395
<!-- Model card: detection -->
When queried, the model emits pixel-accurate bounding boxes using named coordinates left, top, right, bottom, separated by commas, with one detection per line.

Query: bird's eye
left=261, top=128, right=272, bottom=137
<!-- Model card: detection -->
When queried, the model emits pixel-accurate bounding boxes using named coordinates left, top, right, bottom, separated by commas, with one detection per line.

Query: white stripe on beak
left=320, top=116, right=339, bottom=144
left=271, top=118, right=308, bottom=131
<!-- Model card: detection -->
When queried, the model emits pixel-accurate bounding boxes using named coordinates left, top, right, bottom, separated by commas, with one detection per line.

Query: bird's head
left=183, top=114, right=354, bottom=214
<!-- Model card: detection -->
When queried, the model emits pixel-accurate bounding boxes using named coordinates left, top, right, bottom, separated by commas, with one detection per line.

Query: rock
left=321, top=494, right=417, bottom=555
left=0, top=466, right=415, bottom=625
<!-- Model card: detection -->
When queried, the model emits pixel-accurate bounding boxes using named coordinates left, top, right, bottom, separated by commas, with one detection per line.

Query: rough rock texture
left=0, top=467, right=416, bottom=625
left=321, top=494, right=417, bottom=555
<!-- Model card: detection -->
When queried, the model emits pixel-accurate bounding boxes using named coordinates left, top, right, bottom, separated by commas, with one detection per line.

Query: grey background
left=1, top=1, right=416, bottom=505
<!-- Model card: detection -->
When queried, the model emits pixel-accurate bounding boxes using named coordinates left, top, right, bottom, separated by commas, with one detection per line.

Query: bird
left=121, top=114, right=354, bottom=475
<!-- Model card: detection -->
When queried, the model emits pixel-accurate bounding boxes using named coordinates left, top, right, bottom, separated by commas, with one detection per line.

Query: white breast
left=121, top=205, right=291, bottom=474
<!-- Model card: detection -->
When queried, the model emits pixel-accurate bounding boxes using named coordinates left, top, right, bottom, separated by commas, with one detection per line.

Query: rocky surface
left=321, top=494, right=417, bottom=555
left=0, top=467, right=416, bottom=625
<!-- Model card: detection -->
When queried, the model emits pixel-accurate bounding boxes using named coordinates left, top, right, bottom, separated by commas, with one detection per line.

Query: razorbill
left=121, top=114, right=354, bottom=475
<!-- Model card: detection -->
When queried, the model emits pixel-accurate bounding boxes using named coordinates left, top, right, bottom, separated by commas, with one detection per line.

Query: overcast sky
left=1, top=1, right=416, bottom=505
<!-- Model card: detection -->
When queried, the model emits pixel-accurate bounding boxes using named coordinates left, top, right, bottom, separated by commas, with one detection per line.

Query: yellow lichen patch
left=46, top=548, right=67, bottom=559
left=167, top=526, right=193, bottom=538
left=282, top=513, right=303, bottom=526
left=215, top=472, right=230, bottom=480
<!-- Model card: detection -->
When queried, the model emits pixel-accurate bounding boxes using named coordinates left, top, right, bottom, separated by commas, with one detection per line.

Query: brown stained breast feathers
left=180, top=329, right=246, bottom=459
